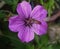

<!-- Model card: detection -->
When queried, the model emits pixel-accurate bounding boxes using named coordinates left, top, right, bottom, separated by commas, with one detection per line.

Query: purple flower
left=9, top=1, right=48, bottom=42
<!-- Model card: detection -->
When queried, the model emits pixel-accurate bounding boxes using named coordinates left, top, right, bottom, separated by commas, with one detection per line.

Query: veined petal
left=18, top=27, right=34, bottom=42
left=31, top=5, right=47, bottom=21
left=9, top=15, right=24, bottom=32
left=17, top=1, right=32, bottom=18
left=33, top=21, right=48, bottom=35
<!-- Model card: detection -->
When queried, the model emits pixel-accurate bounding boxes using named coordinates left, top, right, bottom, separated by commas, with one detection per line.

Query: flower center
left=24, top=17, right=41, bottom=27
left=24, top=18, right=34, bottom=27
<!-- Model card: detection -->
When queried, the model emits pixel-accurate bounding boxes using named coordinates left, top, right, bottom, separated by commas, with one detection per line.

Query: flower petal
left=33, top=21, right=48, bottom=35
left=18, top=27, right=34, bottom=42
left=31, top=5, right=47, bottom=21
left=9, top=15, right=24, bottom=32
left=17, top=1, right=32, bottom=18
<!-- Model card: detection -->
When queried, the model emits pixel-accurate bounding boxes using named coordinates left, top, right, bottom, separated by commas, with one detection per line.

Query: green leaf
left=40, top=0, right=44, bottom=5
left=3, top=0, right=19, bottom=12
left=0, top=10, right=6, bottom=19
left=35, top=35, right=40, bottom=45
left=35, top=34, right=49, bottom=49
left=3, top=0, right=13, bottom=5
left=26, top=44, right=34, bottom=49
left=12, top=0, right=19, bottom=12
left=41, top=45, right=53, bottom=49
left=53, top=43, right=60, bottom=49
left=40, top=34, right=49, bottom=45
